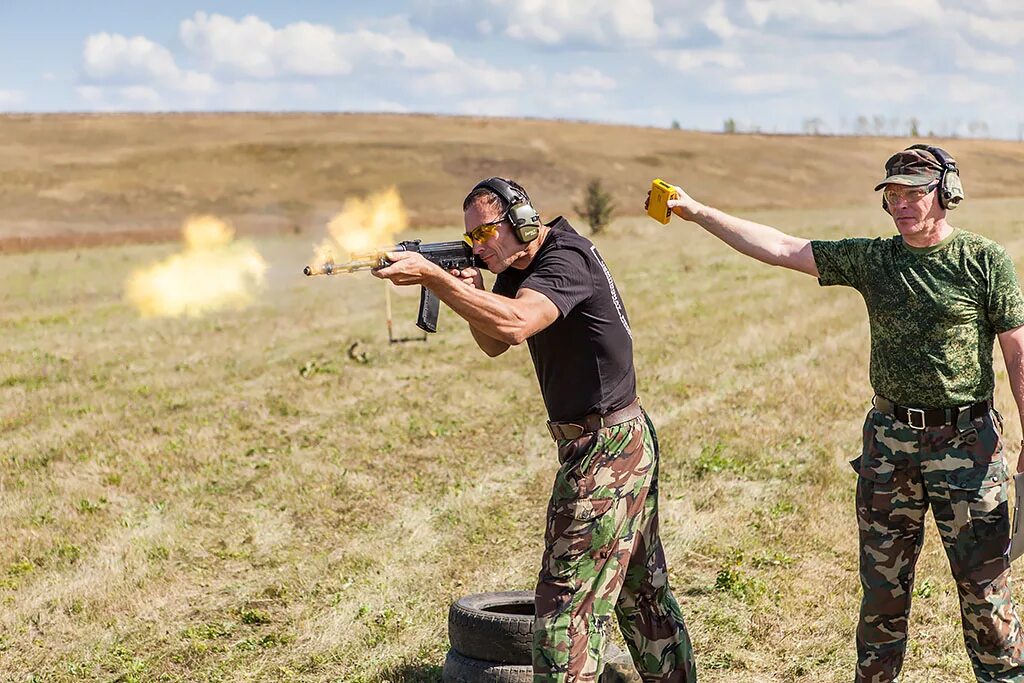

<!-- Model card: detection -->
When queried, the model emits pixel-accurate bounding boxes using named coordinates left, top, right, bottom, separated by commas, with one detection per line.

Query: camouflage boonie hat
left=874, top=148, right=943, bottom=191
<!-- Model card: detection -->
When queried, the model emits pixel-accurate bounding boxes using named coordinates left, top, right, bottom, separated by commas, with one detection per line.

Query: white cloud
left=952, top=39, right=1016, bottom=74
left=82, top=33, right=216, bottom=94
left=413, top=62, right=524, bottom=96
left=500, top=0, right=659, bottom=46
left=548, top=91, right=610, bottom=112
left=744, top=0, right=941, bottom=35
left=179, top=12, right=462, bottom=79
left=456, top=96, right=521, bottom=117
left=0, top=89, right=25, bottom=107
left=813, top=54, right=923, bottom=102
left=728, top=72, right=816, bottom=95
left=954, top=11, right=1024, bottom=46
left=948, top=0, right=1024, bottom=13
left=76, top=85, right=164, bottom=111
left=84, top=34, right=177, bottom=81
left=373, top=99, right=411, bottom=114
left=176, top=12, right=523, bottom=99
left=57, top=5, right=1022, bottom=137
left=945, top=75, right=1006, bottom=105
left=704, top=0, right=739, bottom=39
left=842, top=81, right=927, bottom=103
left=120, top=86, right=165, bottom=107
left=551, top=67, right=616, bottom=91
left=218, top=82, right=283, bottom=109
left=75, top=13, right=528, bottom=110
left=818, top=53, right=916, bottom=81
left=656, top=49, right=744, bottom=72
left=180, top=13, right=351, bottom=77
left=349, top=25, right=462, bottom=71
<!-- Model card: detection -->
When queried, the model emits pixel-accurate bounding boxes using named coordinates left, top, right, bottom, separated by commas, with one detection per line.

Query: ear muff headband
left=904, top=144, right=965, bottom=210
left=471, top=177, right=541, bottom=243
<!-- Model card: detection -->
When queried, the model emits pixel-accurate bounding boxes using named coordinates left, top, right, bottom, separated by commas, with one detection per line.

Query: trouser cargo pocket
left=945, top=459, right=1010, bottom=567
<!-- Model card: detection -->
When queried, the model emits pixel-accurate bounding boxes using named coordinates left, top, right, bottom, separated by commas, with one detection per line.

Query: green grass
left=3, top=199, right=1024, bottom=681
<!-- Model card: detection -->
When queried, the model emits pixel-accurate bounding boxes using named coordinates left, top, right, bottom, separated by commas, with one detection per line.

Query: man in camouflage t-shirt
left=654, top=145, right=1024, bottom=682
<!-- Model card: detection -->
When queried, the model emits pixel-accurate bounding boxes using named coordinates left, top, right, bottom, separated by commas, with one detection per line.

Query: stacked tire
left=442, top=591, right=639, bottom=683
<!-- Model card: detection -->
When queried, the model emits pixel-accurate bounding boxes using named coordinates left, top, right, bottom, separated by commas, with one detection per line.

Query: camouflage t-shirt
left=811, top=229, right=1024, bottom=408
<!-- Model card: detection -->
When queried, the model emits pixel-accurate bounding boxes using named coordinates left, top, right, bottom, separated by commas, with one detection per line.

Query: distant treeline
left=671, top=117, right=1024, bottom=140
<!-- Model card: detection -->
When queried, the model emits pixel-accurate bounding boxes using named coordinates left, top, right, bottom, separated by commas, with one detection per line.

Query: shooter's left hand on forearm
left=372, top=251, right=441, bottom=286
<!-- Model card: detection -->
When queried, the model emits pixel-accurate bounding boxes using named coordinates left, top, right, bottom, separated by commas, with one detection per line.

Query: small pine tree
left=723, top=118, right=737, bottom=134
left=574, top=179, right=615, bottom=235
left=671, top=119, right=682, bottom=130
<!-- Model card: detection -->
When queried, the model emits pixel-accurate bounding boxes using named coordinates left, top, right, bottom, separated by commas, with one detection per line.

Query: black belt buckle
left=906, top=407, right=926, bottom=430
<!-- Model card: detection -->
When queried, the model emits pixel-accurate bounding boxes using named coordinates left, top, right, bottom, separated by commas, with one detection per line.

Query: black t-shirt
left=492, top=217, right=636, bottom=422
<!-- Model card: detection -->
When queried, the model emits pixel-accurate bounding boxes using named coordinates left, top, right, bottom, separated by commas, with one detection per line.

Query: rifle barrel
left=303, top=256, right=381, bottom=276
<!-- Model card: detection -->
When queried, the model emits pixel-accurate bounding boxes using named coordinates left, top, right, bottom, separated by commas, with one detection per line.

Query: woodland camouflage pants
left=533, top=412, right=695, bottom=683
left=853, top=407, right=1024, bottom=682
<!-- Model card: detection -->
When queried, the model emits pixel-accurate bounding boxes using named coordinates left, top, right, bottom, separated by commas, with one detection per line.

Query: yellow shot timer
left=647, top=178, right=678, bottom=225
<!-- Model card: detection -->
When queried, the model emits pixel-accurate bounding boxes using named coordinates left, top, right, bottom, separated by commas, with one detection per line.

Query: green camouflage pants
left=533, top=412, right=695, bottom=682
left=854, top=407, right=1024, bottom=682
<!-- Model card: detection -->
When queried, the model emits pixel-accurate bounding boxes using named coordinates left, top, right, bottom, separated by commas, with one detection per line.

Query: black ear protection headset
left=882, top=145, right=965, bottom=214
left=470, top=177, right=542, bottom=243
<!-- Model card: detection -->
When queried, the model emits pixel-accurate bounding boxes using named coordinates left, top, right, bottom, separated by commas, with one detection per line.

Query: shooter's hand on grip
left=450, top=267, right=484, bottom=290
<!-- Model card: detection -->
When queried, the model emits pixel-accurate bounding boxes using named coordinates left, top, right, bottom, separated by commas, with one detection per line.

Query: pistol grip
left=416, top=287, right=440, bottom=333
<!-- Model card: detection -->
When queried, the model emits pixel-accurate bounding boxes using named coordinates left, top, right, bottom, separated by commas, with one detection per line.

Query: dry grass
left=4, top=190, right=1024, bottom=681
left=3, top=113, right=1024, bottom=250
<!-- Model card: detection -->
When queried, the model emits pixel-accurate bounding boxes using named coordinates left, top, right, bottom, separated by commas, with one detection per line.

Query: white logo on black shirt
left=590, top=245, right=632, bottom=340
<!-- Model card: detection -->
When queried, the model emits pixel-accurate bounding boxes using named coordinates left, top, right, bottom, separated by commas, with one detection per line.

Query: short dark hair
left=463, top=186, right=507, bottom=215
left=462, top=178, right=531, bottom=216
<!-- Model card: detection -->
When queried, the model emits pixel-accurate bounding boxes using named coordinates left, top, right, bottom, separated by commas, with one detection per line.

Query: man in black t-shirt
left=374, top=178, right=694, bottom=682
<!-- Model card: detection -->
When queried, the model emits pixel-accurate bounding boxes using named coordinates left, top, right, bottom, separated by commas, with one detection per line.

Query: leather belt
left=546, top=397, right=643, bottom=441
left=873, top=395, right=991, bottom=430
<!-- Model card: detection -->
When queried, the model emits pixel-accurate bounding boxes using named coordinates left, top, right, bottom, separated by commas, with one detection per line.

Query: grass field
left=4, top=189, right=1024, bottom=681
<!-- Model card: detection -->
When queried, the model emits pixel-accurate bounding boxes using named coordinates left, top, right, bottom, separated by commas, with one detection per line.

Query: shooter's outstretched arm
left=663, top=184, right=819, bottom=277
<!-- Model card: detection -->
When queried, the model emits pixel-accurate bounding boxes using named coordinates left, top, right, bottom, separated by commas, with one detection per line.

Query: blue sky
left=1, top=1, right=1021, bottom=138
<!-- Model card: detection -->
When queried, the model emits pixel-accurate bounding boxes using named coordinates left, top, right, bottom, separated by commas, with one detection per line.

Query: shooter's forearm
left=469, top=324, right=510, bottom=357
left=424, top=270, right=532, bottom=347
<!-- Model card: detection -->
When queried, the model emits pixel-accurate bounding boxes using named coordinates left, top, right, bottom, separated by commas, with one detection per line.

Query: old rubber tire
left=442, top=650, right=532, bottom=683
left=448, top=591, right=534, bottom=664
left=441, top=646, right=633, bottom=683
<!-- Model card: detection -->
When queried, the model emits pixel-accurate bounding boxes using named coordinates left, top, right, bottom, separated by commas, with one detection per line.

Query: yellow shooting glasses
left=647, top=178, right=678, bottom=225
left=467, top=220, right=501, bottom=244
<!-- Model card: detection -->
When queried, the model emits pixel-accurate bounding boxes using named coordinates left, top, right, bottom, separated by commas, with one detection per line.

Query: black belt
left=873, top=395, right=991, bottom=430
left=546, top=397, right=643, bottom=441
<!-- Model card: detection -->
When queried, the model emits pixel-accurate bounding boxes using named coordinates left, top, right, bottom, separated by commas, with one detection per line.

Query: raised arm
left=663, top=185, right=819, bottom=277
